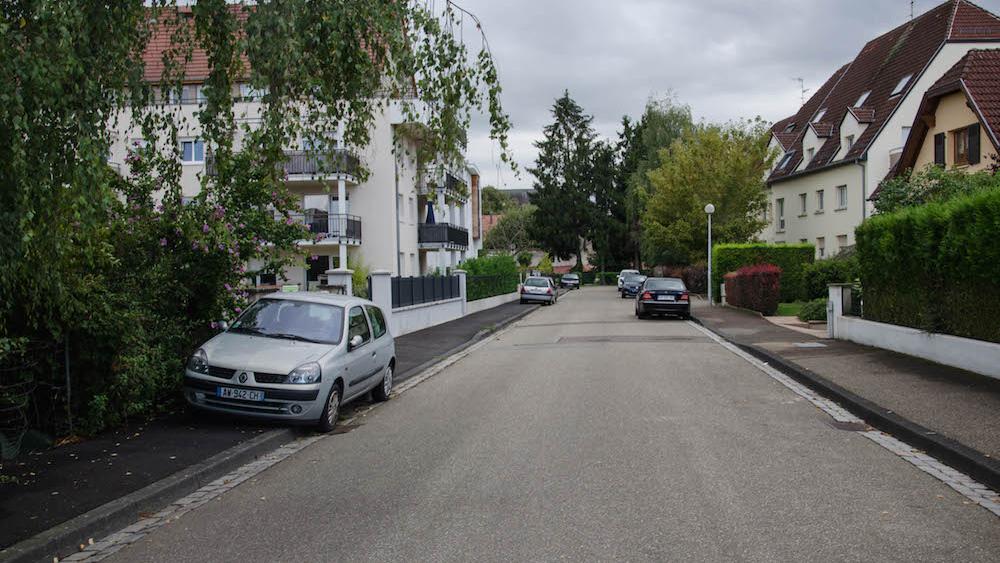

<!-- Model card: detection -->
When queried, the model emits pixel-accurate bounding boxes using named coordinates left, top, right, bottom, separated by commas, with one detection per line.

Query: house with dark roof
left=882, top=48, right=1000, bottom=184
left=763, top=0, right=1000, bottom=258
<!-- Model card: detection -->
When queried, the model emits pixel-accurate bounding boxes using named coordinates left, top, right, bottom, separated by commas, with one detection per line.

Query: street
left=107, top=287, right=1000, bottom=562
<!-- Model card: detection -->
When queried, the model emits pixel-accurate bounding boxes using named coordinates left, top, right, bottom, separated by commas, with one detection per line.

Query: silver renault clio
left=184, top=292, right=395, bottom=432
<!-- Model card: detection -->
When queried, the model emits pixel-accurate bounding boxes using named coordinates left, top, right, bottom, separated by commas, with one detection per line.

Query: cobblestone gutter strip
left=689, top=320, right=1000, bottom=518
left=0, top=428, right=296, bottom=563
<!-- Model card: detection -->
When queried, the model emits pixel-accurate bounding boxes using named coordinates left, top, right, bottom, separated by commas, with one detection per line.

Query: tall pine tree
left=529, top=91, right=597, bottom=268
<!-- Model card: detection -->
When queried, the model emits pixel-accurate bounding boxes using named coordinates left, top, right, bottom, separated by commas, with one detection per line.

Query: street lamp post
left=705, top=203, right=715, bottom=306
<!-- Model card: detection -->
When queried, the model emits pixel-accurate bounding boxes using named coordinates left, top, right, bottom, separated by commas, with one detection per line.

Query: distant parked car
left=520, top=276, right=558, bottom=305
left=560, top=273, right=581, bottom=289
left=620, top=274, right=647, bottom=298
left=617, top=269, right=640, bottom=290
left=635, top=277, right=691, bottom=319
left=184, top=292, right=395, bottom=432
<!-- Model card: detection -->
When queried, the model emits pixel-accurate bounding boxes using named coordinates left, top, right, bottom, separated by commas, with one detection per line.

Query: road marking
left=57, top=320, right=527, bottom=562
left=689, top=321, right=1000, bottom=517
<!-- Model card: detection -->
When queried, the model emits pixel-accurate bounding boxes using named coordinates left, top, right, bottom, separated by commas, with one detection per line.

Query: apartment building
left=109, top=12, right=483, bottom=290
left=762, top=0, right=1000, bottom=258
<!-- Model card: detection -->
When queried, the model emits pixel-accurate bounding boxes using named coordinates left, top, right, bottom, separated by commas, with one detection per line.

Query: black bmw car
left=635, top=277, right=690, bottom=319
left=620, top=274, right=647, bottom=298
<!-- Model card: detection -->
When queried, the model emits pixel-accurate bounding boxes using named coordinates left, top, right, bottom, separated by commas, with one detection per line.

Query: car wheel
left=372, top=363, right=393, bottom=402
left=317, top=383, right=342, bottom=433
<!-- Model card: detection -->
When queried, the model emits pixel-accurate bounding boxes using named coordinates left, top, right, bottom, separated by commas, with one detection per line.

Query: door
left=365, top=305, right=392, bottom=380
left=343, top=306, right=377, bottom=400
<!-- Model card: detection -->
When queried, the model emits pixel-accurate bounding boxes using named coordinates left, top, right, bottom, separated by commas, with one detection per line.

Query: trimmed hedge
left=713, top=243, right=814, bottom=302
left=855, top=187, right=1000, bottom=343
left=461, top=255, right=520, bottom=301
left=724, top=263, right=782, bottom=315
left=802, top=254, right=859, bottom=300
left=797, top=298, right=828, bottom=322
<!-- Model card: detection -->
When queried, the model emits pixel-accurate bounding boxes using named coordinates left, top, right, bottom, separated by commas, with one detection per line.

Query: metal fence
left=391, top=275, right=460, bottom=309
left=294, top=213, right=362, bottom=241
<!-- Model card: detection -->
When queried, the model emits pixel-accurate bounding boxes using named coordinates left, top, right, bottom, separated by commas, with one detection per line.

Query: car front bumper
left=638, top=300, right=690, bottom=315
left=622, top=287, right=641, bottom=296
left=183, top=372, right=326, bottom=422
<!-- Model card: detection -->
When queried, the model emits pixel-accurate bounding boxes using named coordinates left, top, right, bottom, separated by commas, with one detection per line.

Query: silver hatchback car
left=184, top=292, right=395, bottom=432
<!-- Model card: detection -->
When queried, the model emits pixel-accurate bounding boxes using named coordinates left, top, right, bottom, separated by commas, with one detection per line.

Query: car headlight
left=287, top=362, right=321, bottom=384
left=187, top=349, right=209, bottom=375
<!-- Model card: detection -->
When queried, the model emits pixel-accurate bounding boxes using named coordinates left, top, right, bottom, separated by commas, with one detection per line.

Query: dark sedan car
left=560, top=273, right=581, bottom=289
left=620, top=274, right=647, bottom=298
left=635, top=277, right=690, bottom=319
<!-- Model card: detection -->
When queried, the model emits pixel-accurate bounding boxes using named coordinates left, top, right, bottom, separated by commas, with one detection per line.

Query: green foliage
left=798, top=299, right=828, bottom=322
left=516, top=251, right=533, bottom=268
left=713, top=243, right=814, bottom=302
left=775, top=302, right=804, bottom=317
left=537, top=254, right=555, bottom=276
left=874, top=165, right=1000, bottom=214
left=481, top=185, right=514, bottom=215
left=0, top=1, right=512, bottom=436
left=462, top=254, right=519, bottom=301
left=642, top=118, right=776, bottom=265
left=802, top=253, right=859, bottom=300
left=856, top=187, right=1000, bottom=343
left=484, top=204, right=536, bottom=255
left=349, top=255, right=370, bottom=300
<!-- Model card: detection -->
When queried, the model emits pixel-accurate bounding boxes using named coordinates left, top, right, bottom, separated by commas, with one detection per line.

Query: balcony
left=206, top=149, right=360, bottom=183
left=418, top=222, right=468, bottom=250
left=417, top=166, right=468, bottom=202
left=293, top=213, right=362, bottom=246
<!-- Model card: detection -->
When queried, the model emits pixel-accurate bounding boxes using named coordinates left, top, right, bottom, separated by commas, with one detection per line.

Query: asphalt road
left=108, top=287, right=1000, bottom=562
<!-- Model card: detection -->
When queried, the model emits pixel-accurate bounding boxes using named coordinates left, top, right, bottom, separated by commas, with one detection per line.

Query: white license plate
left=657, top=295, right=676, bottom=301
left=217, top=387, right=265, bottom=401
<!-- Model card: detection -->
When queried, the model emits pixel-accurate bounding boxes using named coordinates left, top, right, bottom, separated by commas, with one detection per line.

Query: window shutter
left=934, top=133, right=946, bottom=166
left=968, top=123, right=981, bottom=165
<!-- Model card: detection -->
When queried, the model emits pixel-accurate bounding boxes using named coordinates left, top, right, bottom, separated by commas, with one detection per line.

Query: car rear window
left=645, top=278, right=686, bottom=290
left=525, top=278, right=548, bottom=287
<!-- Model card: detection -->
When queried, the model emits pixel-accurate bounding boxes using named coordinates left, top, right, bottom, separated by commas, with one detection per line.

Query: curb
left=691, top=313, right=1000, bottom=492
left=0, top=428, right=297, bottom=563
left=395, top=304, right=540, bottom=383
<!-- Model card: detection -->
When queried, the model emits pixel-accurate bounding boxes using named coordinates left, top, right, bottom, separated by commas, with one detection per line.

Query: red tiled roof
left=848, top=107, right=876, bottom=123
left=768, top=0, right=1000, bottom=183
left=142, top=6, right=250, bottom=84
left=810, top=122, right=835, bottom=138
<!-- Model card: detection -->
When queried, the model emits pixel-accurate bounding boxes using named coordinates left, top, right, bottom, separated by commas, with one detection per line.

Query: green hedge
left=461, top=254, right=520, bottom=301
left=712, top=243, right=814, bottom=302
left=855, top=187, right=1000, bottom=343
left=802, top=254, right=859, bottom=300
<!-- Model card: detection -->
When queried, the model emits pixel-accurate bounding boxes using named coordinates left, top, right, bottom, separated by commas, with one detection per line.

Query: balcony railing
left=206, top=149, right=359, bottom=179
left=418, top=166, right=468, bottom=200
left=291, top=213, right=362, bottom=243
left=418, top=222, right=468, bottom=249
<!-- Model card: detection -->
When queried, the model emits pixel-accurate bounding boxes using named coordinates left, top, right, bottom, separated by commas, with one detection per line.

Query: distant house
left=883, top=48, right=1000, bottom=181
left=502, top=188, right=535, bottom=206
left=763, top=0, right=1000, bottom=259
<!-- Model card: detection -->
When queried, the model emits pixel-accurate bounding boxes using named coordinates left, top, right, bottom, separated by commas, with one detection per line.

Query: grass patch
left=775, top=302, right=805, bottom=317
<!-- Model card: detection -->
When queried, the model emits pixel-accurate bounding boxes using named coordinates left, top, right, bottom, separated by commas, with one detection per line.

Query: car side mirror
left=218, top=320, right=229, bottom=331
left=349, top=334, right=363, bottom=350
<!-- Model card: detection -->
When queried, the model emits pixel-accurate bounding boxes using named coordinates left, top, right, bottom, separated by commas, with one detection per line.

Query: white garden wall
left=389, top=297, right=465, bottom=337
left=466, top=291, right=519, bottom=315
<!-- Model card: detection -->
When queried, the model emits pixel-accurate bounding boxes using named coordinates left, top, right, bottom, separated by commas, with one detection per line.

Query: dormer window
left=784, top=123, right=796, bottom=133
left=890, top=74, right=912, bottom=97
left=812, top=108, right=827, bottom=123
left=777, top=152, right=795, bottom=170
left=854, top=91, right=871, bottom=107
left=806, top=147, right=815, bottom=164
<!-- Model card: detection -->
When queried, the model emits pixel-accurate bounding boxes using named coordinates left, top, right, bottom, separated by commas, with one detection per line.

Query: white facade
left=764, top=41, right=1000, bottom=257
left=109, top=97, right=483, bottom=288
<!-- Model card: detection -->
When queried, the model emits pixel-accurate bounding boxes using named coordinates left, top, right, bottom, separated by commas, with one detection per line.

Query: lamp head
left=704, top=203, right=716, bottom=215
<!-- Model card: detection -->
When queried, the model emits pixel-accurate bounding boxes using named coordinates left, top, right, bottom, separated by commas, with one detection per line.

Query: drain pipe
left=393, top=131, right=402, bottom=276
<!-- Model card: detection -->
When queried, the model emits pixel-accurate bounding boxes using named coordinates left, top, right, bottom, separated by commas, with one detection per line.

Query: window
left=813, top=108, right=827, bottom=123
left=837, top=234, right=849, bottom=253
left=777, top=198, right=785, bottom=230
left=806, top=147, right=815, bottom=164
left=799, top=193, right=807, bottom=216
left=817, top=237, right=826, bottom=258
left=890, top=74, right=912, bottom=97
left=307, top=255, right=329, bottom=282
left=777, top=152, right=795, bottom=170
left=410, top=253, right=417, bottom=276
left=239, top=84, right=268, bottom=100
left=366, top=306, right=387, bottom=339
left=816, top=189, right=825, bottom=212
left=901, top=126, right=911, bottom=145
left=854, top=91, right=871, bottom=107
left=951, top=128, right=969, bottom=166
left=800, top=239, right=808, bottom=244
left=180, top=139, right=205, bottom=163
left=181, top=84, right=206, bottom=104
left=408, top=197, right=415, bottom=223
left=844, top=135, right=854, bottom=151
left=347, top=306, right=372, bottom=346
left=784, top=123, right=796, bottom=133
left=836, top=185, right=848, bottom=209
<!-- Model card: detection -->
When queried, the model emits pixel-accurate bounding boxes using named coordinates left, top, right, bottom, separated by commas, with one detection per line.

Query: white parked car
left=184, top=292, right=395, bottom=432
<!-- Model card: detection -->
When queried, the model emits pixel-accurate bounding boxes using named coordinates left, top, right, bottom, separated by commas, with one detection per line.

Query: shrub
left=713, top=243, right=813, bottom=302
left=461, top=254, right=520, bottom=301
left=856, top=187, right=1000, bottom=343
left=724, top=263, right=782, bottom=315
left=797, top=298, right=828, bottom=322
left=662, top=262, right=707, bottom=294
left=802, top=254, right=859, bottom=300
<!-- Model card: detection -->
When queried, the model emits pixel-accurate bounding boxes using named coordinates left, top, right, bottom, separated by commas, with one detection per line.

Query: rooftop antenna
left=910, top=0, right=915, bottom=20
left=793, top=77, right=809, bottom=106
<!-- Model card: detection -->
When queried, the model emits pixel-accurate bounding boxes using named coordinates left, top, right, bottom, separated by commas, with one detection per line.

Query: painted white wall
left=389, top=297, right=465, bottom=336
left=466, top=291, right=519, bottom=315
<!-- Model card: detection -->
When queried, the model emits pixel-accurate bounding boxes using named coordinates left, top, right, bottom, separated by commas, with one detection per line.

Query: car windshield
left=621, top=270, right=638, bottom=276
left=563, top=274, right=579, bottom=280
left=624, top=275, right=646, bottom=283
left=229, top=299, right=344, bottom=344
left=525, top=278, right=549, bottom=287
left=645, top=278, right=686, bottom=291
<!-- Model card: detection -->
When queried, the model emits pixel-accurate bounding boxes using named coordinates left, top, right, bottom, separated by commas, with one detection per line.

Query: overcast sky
left=456, top=0, right=1000, bottom=191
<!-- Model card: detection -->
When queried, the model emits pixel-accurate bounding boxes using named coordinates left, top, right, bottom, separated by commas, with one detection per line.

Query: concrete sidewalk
left=693, top=300, right=1000, bottom=465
